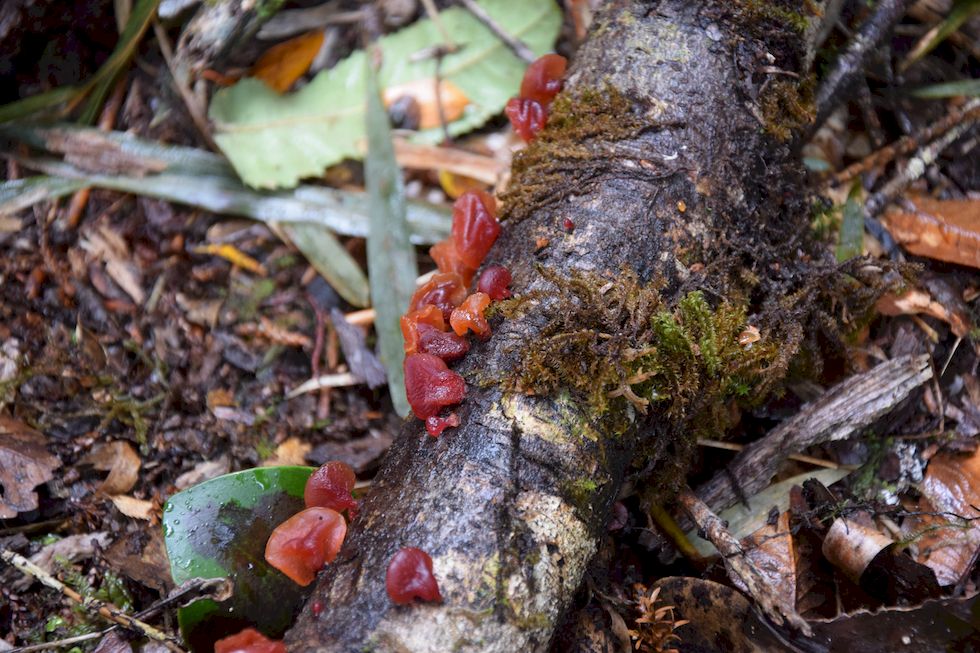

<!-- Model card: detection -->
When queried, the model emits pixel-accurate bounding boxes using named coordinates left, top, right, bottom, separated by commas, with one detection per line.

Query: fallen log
left=285, top=1, right=870, bottom=650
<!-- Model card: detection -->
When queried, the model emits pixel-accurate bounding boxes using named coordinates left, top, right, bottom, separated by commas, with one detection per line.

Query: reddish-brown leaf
left=0, top=416, right=61, bottom=518
left=252, top=31, right=326, bottom=94
left=881, top=195, right=980, bottom=269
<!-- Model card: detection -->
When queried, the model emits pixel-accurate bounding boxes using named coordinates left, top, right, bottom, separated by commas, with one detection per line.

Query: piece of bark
left=287, top=2, right=828, bottom=650
left=695, top=354, right=932, bottom=517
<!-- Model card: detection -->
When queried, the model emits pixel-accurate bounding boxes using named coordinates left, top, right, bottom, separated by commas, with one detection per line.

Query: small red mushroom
left=265, top=507, right=347, bottom=586
left=476, top=265, right=512, bottom=300
left=424, top=412, right=460, bottom=437
left=305, top=461, right=359, bottom=519
left=409, top=272, right=468, bottom=322
left=214, top=628, right=285, bottom=653
left=519, top=53, right=568, bottom=105
left=429, top=238, right=476, bottom=286
left=386, top=547, right=443, bottom=605
left=449, top=292, right=491, bottom=339
left=403, top=353, right=466, bottom=420
left=505, top=97, right=547, bottom=142
left=416, top=322, right=470, bottom=362
left=401, top=304, right=447, bottom=355
left=451, top=191, right=500, bottom=270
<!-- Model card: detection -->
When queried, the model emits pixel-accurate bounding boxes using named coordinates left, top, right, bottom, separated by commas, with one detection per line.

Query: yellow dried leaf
left=253, top=31, right=325, bottom=94
left=383, top=78, right=470, bottom=130
left=193, top=243, right=267, bottom=276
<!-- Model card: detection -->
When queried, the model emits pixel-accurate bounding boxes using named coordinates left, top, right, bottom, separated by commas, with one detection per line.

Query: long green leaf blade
left=282, top=222, right=370, bottom=307
left=365, top=56, right=417, bottom=417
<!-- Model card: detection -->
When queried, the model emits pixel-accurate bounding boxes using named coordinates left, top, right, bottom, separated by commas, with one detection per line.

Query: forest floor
left=0, top=0, right=978, bottom=651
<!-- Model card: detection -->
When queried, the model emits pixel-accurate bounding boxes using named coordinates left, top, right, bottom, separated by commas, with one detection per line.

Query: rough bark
left=287, top=1, right=827, bottom=651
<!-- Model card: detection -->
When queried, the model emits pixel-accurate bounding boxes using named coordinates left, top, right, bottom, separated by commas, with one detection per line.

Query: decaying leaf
left=903, top=448, right=980, bottom=586
left=876, top=287, right=971, bottom=337
left=881, top=195, right=980, bottom=269
left=14, top=532, right=112, bottom=590
left=81, top=440, right=141, bottom=495
left=738, top=511, right=796, bottom=604
left=262, top=437, right=312, bottom=467
left=252, top=31, right=326, bottom=93
left=821, top=516, right=894, bottom=583
left=106, top=528, right=173, bottom=593
left=110, top=494, right=158, bottom=522
left=383, top=78, right=471, bottom=130
left=0, top=416, right=61, bottom=518
left=174, top=455, right=232, bottom=490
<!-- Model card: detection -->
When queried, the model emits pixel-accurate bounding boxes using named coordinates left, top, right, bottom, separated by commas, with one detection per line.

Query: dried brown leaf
left=81, top=440, right=141, bottom=495
left=0, top=416, right=61, bottom=518
left=881, top=196, right=980, bottom=269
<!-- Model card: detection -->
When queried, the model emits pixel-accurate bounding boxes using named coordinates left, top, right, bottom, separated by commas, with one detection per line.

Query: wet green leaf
left=365, top=56, right=417, bottom=417
left=836, top=183, right=864, bottom=262
left=910, top=78, right=980, bottom=99
left=162, top=466, right=314, bottom=652
left=209, top=0, right=561, bottom=188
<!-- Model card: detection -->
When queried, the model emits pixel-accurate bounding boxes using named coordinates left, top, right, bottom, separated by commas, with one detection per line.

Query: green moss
left=563, top=478, right=599, bottom=513
left=759, top=78, right=815, bottom=141
left=739, top=0, right=811, bottom=33
left=501, top=87, right=645, bottom=226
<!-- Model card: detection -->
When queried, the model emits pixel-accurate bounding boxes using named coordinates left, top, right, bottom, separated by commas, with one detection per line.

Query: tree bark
left=287, top=1, right=827, bottom=650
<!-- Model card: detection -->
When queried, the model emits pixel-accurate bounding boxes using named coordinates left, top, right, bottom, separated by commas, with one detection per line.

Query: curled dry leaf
left=821, top=516, right=893, bottom=583
left=81, top=440, right=141, bottom=495
left=737, top=511, right=795, bottom=603
left=261, top=437, right=312, bottom=467
left=876, top=287, right=970, bottom=337
left=174, top=455, right=231, bottom=490
left=111, top=494, right=159, bottom=522
left=383, top=79, right=470, bottom=130
left=253, top=31, right=326, bottom=94
left=903, top=448, right=980, bottom=586
left=0, top=416, right=61, bottom=518
left=881, top=196, right=980, bottom=269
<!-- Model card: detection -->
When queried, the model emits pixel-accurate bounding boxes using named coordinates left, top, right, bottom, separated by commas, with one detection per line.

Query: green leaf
left=365, top=56, right=417, bottom=417
left=909, top=78, right=980, bottom=99
left=162, top=466, right=314, bottom=652
left=210, top=0, right=561, bottom=188
left=836, top=183, right=864, bottom=262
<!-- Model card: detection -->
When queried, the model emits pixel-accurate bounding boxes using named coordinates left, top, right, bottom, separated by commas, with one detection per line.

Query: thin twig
left=833, top=99, right=980, bottom=186
left=809, top=0, right=913, bottom=138
left=152, top=21, right=218, bottom=151
left=1, top=549, right=186, bottom=652
left=456, top=0, right=535, bottom=64
left=419, top=0, right=456, bottom=52
left=677, top=488, right=812, bottom=635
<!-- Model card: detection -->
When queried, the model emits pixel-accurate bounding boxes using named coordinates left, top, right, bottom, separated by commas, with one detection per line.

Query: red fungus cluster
left=214, top=628, right=285, bottom=653
left=264, top=460, right=359, bottom=588
left=505, top=53, right=567, bottom=142
left=401, top=189, right=512, bottom=437
left=386, top=547, right=443, bottom=605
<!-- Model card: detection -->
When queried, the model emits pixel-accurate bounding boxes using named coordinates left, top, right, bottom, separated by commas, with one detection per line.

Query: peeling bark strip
left=288, top=2, right=826, bottom=651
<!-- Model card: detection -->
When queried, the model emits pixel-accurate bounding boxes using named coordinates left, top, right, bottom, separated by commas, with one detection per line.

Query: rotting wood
left=285, top=1, right=862, bottom=650
left=694, top=354, right=933, bottom=518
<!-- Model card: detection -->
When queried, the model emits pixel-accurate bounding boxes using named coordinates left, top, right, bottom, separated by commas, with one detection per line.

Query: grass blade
left=364, top=55, right=417, bottom=416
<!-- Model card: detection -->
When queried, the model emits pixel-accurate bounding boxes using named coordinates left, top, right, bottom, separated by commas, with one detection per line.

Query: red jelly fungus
left=265, top=507, right=347, bottom=586
left=401, top=304, right=446, bottom=355
left=417, top=322, right=470, bottom=362
left=425, top=412, right=460, bottom=437
left=305, top=461, right=359, bottom=519
left=429, top=239, right=475, bottom=285
left=519, top=53, right=567, bottom=105
left=563, top=217, right=575, bottom=232
left=404, top=353, right=466, bottom=420
left=214, top=628, right=285, bottom=653
left=451, top=191, right=500, bottom=269
left=476, top=265, right=512, bottom=300
left=505, top=97, right=546, bottom=142
left=449, top=293, right=491, bottom=339
left=386, top=547, right=443, bottom=605
left=410, top=272, right=468, bottom=321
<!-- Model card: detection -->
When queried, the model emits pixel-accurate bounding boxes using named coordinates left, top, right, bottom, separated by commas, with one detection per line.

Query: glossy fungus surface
left=519, top=53, right=567, bottom=104
left=449, top=293, right=491, bottom=338
left=424, top=412, right=460, bottom=437
left=401, top=304, right=446, bottom=355
left=476, top=265, right=512, bottom=300
left=214, top=628, right=286, bottom=653
left=416, top=323, right=470, bottom=362
left=505, top=97, right=546, bottom=142
left=563, top=217, right=575, bottom=232
left=429, top=239, right=475, bottom=285
left=404, top=353, right=465, bottom=419
left=304, top=461, right=359, bottom=519
left=409, top=272, right=468, bottom=321
left=265, top=507, right=347, bottom=586
left=386, top=547, right=443, bottom=605
left=451, top=191, right=500, bottom=269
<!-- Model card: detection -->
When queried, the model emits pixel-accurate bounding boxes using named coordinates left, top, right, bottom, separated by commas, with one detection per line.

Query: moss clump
left=759, top=78, right=815, bottom=141
left=501, top=87, right=646, bottom=226
left=507, top=267, right=791, bottom=432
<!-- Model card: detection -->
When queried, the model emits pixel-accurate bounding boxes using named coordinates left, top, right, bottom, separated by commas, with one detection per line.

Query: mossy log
left=287, top=1, right=835, bottom=651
